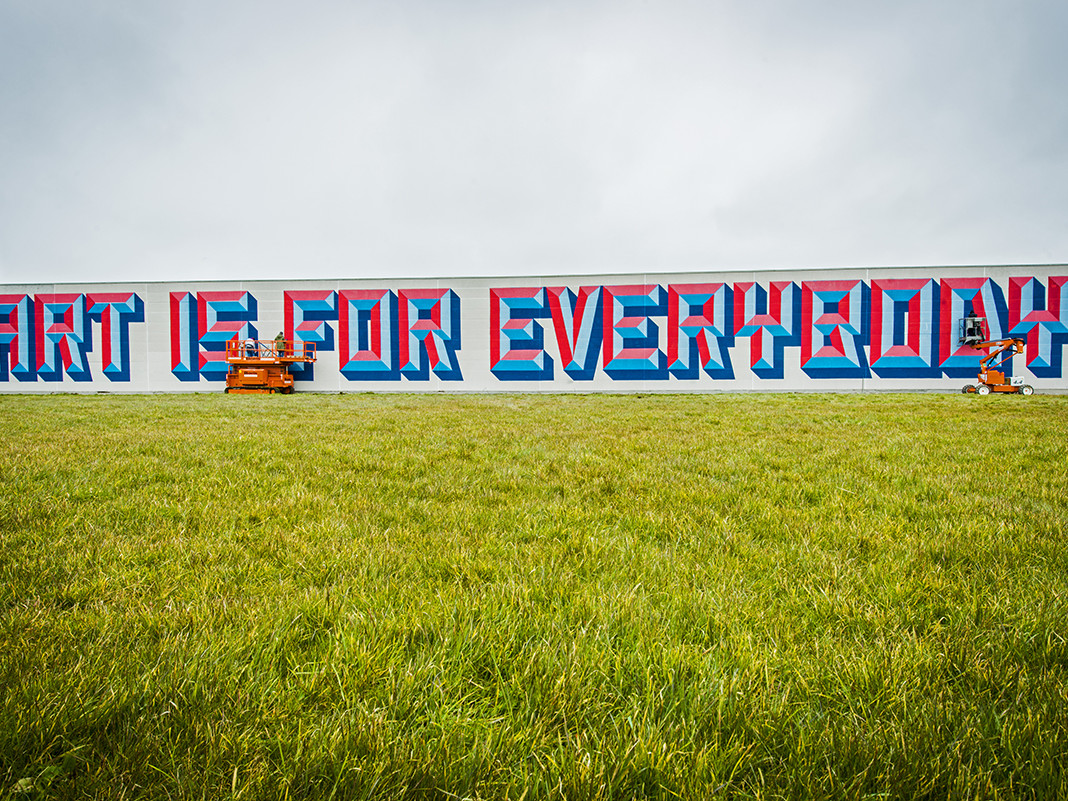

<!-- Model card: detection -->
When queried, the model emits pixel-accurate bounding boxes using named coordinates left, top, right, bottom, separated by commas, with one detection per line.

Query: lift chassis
left=224, top=339, right=317, bottom=394
left=958, top=315, right=1033, bottom=396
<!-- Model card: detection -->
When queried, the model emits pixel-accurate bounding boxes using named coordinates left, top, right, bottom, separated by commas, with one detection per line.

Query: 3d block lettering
left=490, top=287, right=553, bottom=381
left=4, top=274, right=1065, bottom=392
left=800, top=280, right=870, bottom=378
left=169, top=291, right=258, bottom=381
left=733, top=281, right=800, bottom=380
left=546, top=286, right=602, bottom=381
left=169, top=292, right=199, bottom=381
left=869, top=279, right=940, bottom=378
left=1008, top=276, right=1068, bottom=377
left=398, top=289, right=462, bottom=381
left=339, top=289, right=399, bottom=381
left=939, top=278, right=1007, bottom=378
left=0, top=294, right=36, bottom=381
left=87, top=293, right=144, bottom=382
left=36, top=294, right=92, bottom=382
left=198, top=292, right=258, bottom=381
left=667, top=283, right=734, bottom=380
left=285, top=290, right=338, bottom=378
left=602, top=285, right=669, bottom=380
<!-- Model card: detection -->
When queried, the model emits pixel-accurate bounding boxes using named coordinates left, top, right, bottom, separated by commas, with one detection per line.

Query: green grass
left=1, top=392, right=1066, bottom=800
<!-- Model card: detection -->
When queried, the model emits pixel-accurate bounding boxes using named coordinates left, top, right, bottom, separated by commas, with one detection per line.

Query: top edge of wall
left=3, top=262, right=1067, bottom=290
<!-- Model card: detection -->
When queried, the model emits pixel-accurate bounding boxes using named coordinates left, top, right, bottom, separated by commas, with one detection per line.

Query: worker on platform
left=275, top=331, right=285, bottom=358
left=962, top=311, right=985, bottom=347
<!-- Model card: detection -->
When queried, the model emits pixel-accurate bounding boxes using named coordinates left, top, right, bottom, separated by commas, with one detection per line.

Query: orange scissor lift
left=224, top=338, right=317, bottom=394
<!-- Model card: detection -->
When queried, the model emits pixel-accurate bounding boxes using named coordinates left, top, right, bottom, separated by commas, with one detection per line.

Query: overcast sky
left=1, top=0, right=1066, bottom=284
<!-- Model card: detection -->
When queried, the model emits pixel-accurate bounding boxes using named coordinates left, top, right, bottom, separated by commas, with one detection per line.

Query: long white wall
left=2, top=265, right=1066, bottom=393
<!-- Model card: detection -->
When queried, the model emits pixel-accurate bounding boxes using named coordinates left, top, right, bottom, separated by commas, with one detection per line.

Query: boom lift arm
left=958, top=314, right=1033, bottom=396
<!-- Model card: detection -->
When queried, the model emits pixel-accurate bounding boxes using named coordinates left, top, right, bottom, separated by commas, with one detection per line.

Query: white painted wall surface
left=1, top=265, right=1065, bottom=393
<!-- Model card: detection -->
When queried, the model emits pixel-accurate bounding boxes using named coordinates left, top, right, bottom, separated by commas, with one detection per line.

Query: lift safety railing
left=225, top=339, right=317, bottom=363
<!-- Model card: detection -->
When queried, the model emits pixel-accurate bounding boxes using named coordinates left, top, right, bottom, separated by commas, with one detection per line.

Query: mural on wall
left=0, top=291, right=144, bottom=383
left=1, top=270, right=1066, bottom=390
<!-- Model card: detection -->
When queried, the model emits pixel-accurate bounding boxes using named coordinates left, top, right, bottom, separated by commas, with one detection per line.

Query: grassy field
left=1, top=392, right=1066, bottom=800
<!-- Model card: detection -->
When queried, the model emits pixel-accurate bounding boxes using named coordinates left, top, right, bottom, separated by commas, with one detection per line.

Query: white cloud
left=1, top=0, right=1065, bottom=284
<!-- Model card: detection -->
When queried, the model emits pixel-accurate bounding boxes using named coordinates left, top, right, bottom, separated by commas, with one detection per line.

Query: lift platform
left=224, top=338, right=317, bottom=394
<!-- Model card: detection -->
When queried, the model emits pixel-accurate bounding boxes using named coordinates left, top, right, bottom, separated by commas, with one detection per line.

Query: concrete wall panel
left=2, top=265, right=1066, bottom=392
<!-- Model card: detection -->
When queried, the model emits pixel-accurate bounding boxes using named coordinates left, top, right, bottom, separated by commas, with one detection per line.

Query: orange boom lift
left=224, top=338, right=317, bottom=394
left=958, top=314, right=1033, bottom=396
